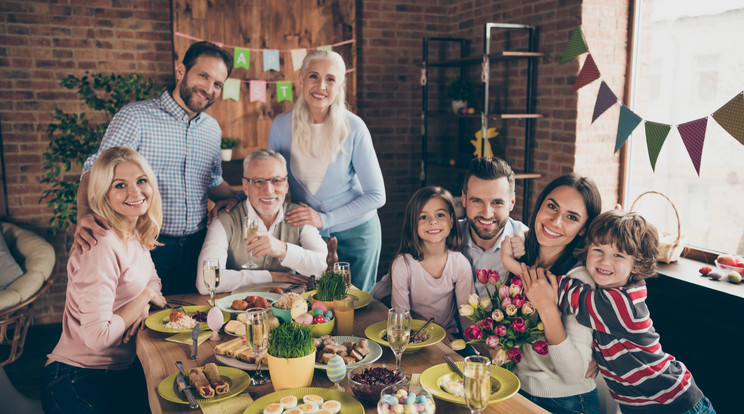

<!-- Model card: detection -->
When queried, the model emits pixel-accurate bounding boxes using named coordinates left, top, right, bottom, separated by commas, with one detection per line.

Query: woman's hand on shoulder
left=284, top=203, right=323, bottom=228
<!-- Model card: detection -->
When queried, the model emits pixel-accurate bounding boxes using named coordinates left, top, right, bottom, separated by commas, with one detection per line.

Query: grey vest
left=218, top=201, right=302, bottom=272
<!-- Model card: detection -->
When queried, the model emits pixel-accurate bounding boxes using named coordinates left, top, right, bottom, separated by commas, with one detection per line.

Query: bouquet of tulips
left=451, top=269, right=548, bottom=371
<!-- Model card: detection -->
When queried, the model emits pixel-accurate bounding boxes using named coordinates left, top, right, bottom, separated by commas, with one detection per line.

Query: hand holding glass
left=245, top=307, right=270, bottom=385
left=463, top=355, right=491, bottom=414
left=242, top=216, right=259, bottom=269
left=202, top=258, right=220, bottom=306
left=386, top=308, right=411, bottom=371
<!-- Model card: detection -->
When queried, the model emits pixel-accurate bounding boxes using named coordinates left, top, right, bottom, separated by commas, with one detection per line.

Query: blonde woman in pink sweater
left=43, top=147, right=167, bottom=414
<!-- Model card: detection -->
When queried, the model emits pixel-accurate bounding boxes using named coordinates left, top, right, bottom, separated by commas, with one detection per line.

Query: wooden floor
left=3, top=323, right=62, bottom=400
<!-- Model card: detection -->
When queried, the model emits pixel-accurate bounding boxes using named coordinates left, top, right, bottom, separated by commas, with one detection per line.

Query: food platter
left=215, top=292, right=281, bottom=315
left=364, top=319, right=446, bottom=353
left=243, top=387, right=363, bottom=414
left=157, top=365, right=251, bottom=404
left=313, top=336, right=383, bottom=370
left=214, top=354, right=268, bottom=371
left=420, top=362, right=519, bottom=406
left=145, top=306, right=230, bottom=334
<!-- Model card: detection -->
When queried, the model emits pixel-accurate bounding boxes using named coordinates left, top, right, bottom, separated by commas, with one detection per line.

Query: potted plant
left=311, top=271, right=347, bottom=309
left=445, top=78, right=475, bottom=114
left=266, top=322, right=316, bottom=391
left=220, top=137, right=239, bottom=161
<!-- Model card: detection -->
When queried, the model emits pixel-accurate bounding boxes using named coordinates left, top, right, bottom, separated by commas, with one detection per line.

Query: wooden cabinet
left=421, top=23, right=541, bottom=216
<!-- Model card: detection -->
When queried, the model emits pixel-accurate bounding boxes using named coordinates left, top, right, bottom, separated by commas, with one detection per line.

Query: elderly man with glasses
left=195, top=149, right=327, bottom=294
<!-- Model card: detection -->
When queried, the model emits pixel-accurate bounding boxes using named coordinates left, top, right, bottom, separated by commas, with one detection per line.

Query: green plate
left=301, top=289, right=372, bottom=309
left=364, top=319, right=446, bottom=353
left=216, top=292, right=281, bottom=315
left=243, top=387, right=363, bottom=414
left=145, top=306, right=230, bottom=334
left=157, top=365, right=251, bottom=404
left=314, top=336, right=383, bottom=370
left=420, top=362, right=520, bottom=406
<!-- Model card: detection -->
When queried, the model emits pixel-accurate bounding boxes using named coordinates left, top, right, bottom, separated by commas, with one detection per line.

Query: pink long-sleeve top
left=48, top=230, right=161, bottom=370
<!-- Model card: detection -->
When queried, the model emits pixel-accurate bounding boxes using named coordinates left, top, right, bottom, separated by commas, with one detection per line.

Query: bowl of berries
left=715, top=255, right=744, bottom=284
left=348, top=363, right=406, bottom=405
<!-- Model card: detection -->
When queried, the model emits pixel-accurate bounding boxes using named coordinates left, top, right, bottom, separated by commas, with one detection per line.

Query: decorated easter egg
left=290, top=299, right=309, bottom=321
left=312, top=308, right=324, bottom=316
left=311, top=301, right=328, bottom=312
left=206, top=307, right=224, bottom=332
left=326, top=355, right=346, bottom=383
left=312, top=314, right=326, bottom=324
left=295, top=313, right=313, bottom=325
left=323, top=310, right=333, bottom=320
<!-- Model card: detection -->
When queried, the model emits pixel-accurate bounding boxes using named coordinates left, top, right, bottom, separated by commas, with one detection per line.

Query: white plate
left=314, top=336, right=383, bottom=370
left=216, top=292, right=281, bottom=314
left=215, top=353, right=268, bottom=371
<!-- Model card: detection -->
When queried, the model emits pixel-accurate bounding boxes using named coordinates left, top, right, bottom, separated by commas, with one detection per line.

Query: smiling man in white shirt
left=196, top=149, right=327, bottom=294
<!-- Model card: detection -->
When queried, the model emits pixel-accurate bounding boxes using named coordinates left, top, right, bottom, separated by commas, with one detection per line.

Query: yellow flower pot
left=310, top=293, right=335, bottom=311
left=267, top=350, right=316, bottom=391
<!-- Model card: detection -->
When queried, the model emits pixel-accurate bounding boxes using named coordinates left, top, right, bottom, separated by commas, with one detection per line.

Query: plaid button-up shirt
left=82, top=90, right=224, bottom=237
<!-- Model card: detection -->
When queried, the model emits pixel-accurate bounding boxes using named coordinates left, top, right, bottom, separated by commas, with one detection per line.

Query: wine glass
left=386, top=308, right=411, bottom=371
left=244, top=307, right=270, bottom=385
left=333, top=261, right=351, bottom=291
left=463, top=355, right=491, bottom=414
left=242, top=216, right=259, bottom=269
left=202, top=258, right=220, bottom=306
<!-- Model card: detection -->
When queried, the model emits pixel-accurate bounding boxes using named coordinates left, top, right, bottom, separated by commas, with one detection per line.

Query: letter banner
left=291, top=49, right=307, bottom=71
left=316, top=45, right=332, bottom=51
left=222, top=78, right=240, bottom=101
left=592, top=81, right=618, bottom=123
left=234, top=47, right=250, bottom=70
left=711, top=92, right=744, bottom=146
left=677, top=117, right=708, bottom=176
left=249, top=80, right=267, bottom=103
left=276, top=81, right=293, bottom=102
left=572, top=54, right=600, bottom=94
left=645, top=121, right=671, bottom=171
left=263, top=49, right=280, bottom=72
left=615, top=105, right=643, bottom=153
left=559, top=26, right=589, bottom=64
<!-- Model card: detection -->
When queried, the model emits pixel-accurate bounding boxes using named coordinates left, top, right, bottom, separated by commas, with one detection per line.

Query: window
left=625, top=0, right=744, bottom=256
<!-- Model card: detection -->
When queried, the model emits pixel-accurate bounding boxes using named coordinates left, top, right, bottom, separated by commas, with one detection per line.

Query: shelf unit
left=421, top=23, right=542, bottom=217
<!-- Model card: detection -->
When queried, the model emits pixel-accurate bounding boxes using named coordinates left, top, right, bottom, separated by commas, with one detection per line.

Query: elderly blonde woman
left=269, top=50, right=385, bottom=292
left=43, top=147, right=166, bottom=414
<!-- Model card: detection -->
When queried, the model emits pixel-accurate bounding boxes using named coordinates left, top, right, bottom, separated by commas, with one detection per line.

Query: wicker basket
left=629, top=191, right=686, bottom=263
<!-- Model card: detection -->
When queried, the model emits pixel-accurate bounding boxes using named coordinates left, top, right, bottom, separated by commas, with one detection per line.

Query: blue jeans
left=519, top=389, right=600, bottom=414
left=683, top=396, right=716, bottom=414
left=331, top=214, right=382, bottom=293
left=42, top=360, right=150, bottom=414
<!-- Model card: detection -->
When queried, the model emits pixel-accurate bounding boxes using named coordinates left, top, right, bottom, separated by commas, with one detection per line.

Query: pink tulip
left=512, top=294, right=525, bottom=308
left=476, top=268, right=489, bottom=285
left=501, top=297, right=512, bottom=310
left=498, top=285, right=510, bottom=299
left=488, top=270, right=500, bottom=285
left=507, top=348, right=523, bottom=364
left=479, top=317, right=495, bottom=331
left=494, top=325, right=507, bottom=337
left=512, top=317, right=526, bottom=332
left=464, top=325, right=483, bottom=341
left=532, top=340, right=549, bottom=355
left=485, top=335, right=500, bottom=348
left=511, top=275, right=523, bottom=287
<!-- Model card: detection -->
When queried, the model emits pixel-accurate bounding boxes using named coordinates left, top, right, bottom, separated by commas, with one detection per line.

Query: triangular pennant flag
left=222, top=78, right=240, bottom=101
left=592, top=81, right=618, bottom=123
left=615, top=105, right=643, bottom=152
left=571, top=54, right=600, bottom=93
left=249, top=80, right=267, bottom=103
left=263, top=49, right=280, bottom=72
left=559, top=26, right=589, bottom=64
left=316, top=45, right=332, bottom=51
left=677, top=117, right=708, bottom=176
left=645, top=121, right=671, bottom=171
left=276, top=81, right=293, bottom=102
left=233, top=47, right=250, bottom=70
left=291, top=49, right=307, bottom=71
left=711, top=92, right=744, bottom=146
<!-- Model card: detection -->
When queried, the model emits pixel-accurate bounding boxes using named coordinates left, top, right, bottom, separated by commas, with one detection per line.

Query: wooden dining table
left=137, top=290, right=548, bottom=414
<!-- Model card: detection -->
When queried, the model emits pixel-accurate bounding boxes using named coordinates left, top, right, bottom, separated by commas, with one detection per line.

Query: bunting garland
left=561, top=26, right=744, bottom=176
left=174, top=32, right=356, bottom=105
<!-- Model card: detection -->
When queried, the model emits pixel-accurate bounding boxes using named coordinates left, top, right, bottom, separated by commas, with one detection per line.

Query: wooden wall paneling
left=172, top=0, right=356, bottom=160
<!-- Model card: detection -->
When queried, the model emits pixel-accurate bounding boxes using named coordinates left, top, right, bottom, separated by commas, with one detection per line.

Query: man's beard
left=467, top=216, right=507, bottom=241
left=179, top=83, right=215, bottom=114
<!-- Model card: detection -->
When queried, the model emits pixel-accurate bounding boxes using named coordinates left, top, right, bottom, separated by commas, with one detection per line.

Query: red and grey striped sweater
left=556, top=267, right=703, bottom=413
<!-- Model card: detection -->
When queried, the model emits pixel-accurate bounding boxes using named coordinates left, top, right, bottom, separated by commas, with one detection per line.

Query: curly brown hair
left=577, top=209, right=659, bottom=283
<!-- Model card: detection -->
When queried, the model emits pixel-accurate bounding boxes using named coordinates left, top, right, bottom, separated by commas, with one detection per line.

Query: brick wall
left=1, top=0, right=628, bottom=325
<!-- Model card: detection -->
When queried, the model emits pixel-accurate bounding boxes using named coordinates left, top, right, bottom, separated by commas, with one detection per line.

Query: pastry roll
left=188, top=368, right=215, bottom=399
left=203, top=363, right=229, bottom=394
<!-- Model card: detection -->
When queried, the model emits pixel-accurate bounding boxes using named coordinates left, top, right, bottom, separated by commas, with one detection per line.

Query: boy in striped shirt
left=523, top=210, right=715, bottom=413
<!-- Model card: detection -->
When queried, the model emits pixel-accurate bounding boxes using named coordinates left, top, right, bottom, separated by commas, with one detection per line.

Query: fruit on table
left=728, top=271, right=742, bottom=284
left=708, top=271, right=722, bottom=281
left=699, top=266, right=712, bottom=276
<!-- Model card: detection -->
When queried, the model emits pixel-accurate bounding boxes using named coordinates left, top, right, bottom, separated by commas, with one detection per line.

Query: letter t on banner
left=276, top=81, right=293, bottom=102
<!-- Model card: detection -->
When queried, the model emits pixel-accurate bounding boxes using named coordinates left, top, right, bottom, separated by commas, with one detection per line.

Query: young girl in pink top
left=391, top=186, right=474, bottom=334
left=43, top=147, right=167, bottom=414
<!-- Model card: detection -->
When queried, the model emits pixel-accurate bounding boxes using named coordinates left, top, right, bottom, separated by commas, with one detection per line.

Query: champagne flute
left=202, top=258, right=220, bottom=306
left=242, top=216, right=259, bottom=269
left=386, top=308, right=411, bottom=371
left=244, top=307, right=270, bottom=385
left=463, top=355, right=491, bottom=414
left=333, top=261, right=351, bottom=291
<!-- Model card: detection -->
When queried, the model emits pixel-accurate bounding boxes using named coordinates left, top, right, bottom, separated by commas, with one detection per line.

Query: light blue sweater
left=268, top=110, right=386, bottom=236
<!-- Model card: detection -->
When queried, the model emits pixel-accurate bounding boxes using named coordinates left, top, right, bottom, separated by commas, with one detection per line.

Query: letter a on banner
left=276, top=81, right=293, bottom=102
left=234, top=47, right=250, bottom=70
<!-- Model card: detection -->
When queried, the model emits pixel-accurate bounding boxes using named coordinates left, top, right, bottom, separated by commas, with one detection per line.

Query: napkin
left=200, top=393, right=254, bottom=414
left=165, top=330, right=212, bottom=346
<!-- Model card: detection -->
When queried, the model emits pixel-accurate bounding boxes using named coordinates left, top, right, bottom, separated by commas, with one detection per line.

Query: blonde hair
left=88, top=147, right=163, bottom=249
left=291, top=50, right=350, bottom=158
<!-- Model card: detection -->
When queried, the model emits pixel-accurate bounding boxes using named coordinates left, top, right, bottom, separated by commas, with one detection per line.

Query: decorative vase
left=450, top=100, right=467, bottom=114
left=310, top=293, right=335, bottom=311
left=221, top=149, right=233, bottom=161
left=267, top=350, right=316, bottom=391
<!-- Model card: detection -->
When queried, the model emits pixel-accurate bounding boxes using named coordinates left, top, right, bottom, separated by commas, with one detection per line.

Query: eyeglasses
left=242, top=176, right=288, bottom=187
